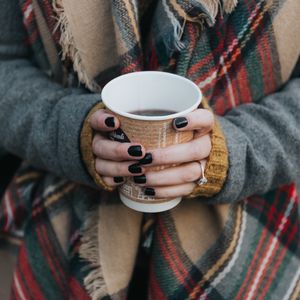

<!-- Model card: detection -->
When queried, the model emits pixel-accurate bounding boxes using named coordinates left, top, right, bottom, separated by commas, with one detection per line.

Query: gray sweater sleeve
left=209, top=77, right=300, bottom=203
left=0, top=0, right=99, bottom=186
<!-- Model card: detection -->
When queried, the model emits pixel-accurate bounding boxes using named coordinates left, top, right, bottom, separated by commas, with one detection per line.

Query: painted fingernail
left=128, top=163, right=142, bottom=174
left=174, top=117, right=188, bottom=129
left=128, top=145, right=143, bottom=157
left=144, top=188, right=155, bottom=196
left=105, top=117, right=115, bottom=128
left=133, top=175, right=146, bottom=184
left=139, top=153, right=153, bottom=165
left=113, top=177, right=124, bottom=183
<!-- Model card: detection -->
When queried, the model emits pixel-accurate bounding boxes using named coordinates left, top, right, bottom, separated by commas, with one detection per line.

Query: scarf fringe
left=79, top=210, right=108, bottom=300
left=52, top=0, right=238, bottom=90
left=53, top=0, right=101, bottom=92
left=163, top=0, right=186, bottom=51
left=198, top=0, right=221, bottom=26
left=223, top=0, right=238, bottom=13
left=189, top=0, right=238, bottom=26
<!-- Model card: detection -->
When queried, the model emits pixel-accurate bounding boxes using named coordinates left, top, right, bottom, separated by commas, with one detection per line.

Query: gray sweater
left=0, top=0, right=299, bottom=203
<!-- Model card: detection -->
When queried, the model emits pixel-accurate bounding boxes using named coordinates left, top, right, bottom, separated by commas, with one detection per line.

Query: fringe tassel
left=163, top=0, right=186, bottom=51
left=197, top=0, right=221, bottom=26
left=223, top=0, right=239, bottom=13
left=185, top=0, right=238, bottom=26
left=52, top=0, right=101, bottom=92
left=52, top=0, right=238, bottom=90
left=79, top=210, right=108, bottom=300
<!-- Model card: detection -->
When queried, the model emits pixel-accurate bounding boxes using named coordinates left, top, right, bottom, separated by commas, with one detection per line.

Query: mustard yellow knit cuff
left=80, top=102, right=115, bottom=192
left=188, top=100, right=229, bottom=198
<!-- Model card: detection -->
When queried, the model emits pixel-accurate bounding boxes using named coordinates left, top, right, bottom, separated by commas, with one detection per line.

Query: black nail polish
left=133, top=175, right=146, bottom=184
left=139, top=153, right=153, bottom=165
left=174, top=117, right=188, bottom=129
left=144, top=187, right=155, bottom=196
left=128, top=145, right=143, bottom=157
left=113, top=177, right=124, bottom=183
left=128, top=163, right=142, bottom=174
left=105, top=117, right=115, bottom=128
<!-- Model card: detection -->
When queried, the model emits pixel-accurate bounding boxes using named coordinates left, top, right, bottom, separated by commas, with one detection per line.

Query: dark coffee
left=129, top=109, right=177, bottom=116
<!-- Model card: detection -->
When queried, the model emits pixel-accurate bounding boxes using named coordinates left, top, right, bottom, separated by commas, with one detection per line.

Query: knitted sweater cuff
left=80, top=102, right=115, bottom=192
left=188, top=100, right=229, bottom=198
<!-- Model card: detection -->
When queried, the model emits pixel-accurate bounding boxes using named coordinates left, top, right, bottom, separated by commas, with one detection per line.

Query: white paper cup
left=102, top=71, right=202, bottom=213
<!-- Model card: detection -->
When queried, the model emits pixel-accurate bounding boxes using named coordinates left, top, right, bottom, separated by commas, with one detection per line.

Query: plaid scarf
left=2, top=0, right=299, bottom=299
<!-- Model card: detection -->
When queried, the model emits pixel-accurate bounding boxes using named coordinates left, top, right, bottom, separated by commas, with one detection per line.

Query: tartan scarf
left=2, top=0, right=299, bottom=299
left=22, top=0, right=239, bottom=92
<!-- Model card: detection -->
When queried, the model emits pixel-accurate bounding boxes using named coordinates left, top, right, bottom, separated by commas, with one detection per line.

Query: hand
left=90, top=109, right=147, bottom=186
left=134, top=108, right=214, bottom=198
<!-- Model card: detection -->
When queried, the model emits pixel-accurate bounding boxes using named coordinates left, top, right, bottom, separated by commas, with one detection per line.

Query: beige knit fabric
left=273, top=0, right=300, bottom=82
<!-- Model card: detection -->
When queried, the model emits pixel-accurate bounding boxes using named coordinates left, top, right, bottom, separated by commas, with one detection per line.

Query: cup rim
left=101, top=71, right=202, bottom=121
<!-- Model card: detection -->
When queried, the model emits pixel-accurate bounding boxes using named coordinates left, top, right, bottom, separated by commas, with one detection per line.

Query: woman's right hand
left=89, top=109, right=146, bottom=187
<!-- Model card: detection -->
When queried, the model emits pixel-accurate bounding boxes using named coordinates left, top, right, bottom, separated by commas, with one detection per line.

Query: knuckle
left=190, top=145, right=203, bottom=160
left=158, top=149, right=168, bottom=164
left=207, top=137, right=212, bottom=153
left=92, top=138, right=99, bottom=153
left=94, top=140, right=104, bottom=157
left=91, top=111, right=102, bottom=129
left=97, top=117, right=103, bottom=129
left=95, top=159, right=103, bottom=174
left=182, top=164, right=200, bottom=182
left=115, top=143, right=125, bottom=158
left=152, top=149, right=163, bottom=164
left=202, top=136, right=212, bottom=156
left=206, top=111, right=214, bottom=125
left=102, top=176, right=113, bottom=186
left=115, top=162, right=125, bottom=175
left=183, top=184, right=195, bottom=196
left=156, top=188, right=168, bottom=198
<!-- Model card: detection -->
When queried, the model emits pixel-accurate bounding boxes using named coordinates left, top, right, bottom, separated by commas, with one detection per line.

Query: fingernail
left=128, top=145, right=143, bottom=157
left=174, top=117, right=188, bottom=129
left=133, top=175, right=146, bottom=184
left=128, top=163, right=142, bottom=174
left=139, top=153, right=152, bottom=165
left=105, top=117, right=115, bottom=128
left=144, top=187, right=155, bottom=196
left=113, top=177, right=124, bottom=183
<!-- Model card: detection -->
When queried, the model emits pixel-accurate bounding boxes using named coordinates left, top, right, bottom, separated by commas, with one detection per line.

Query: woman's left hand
left=134, top=108, right=214, bottom=198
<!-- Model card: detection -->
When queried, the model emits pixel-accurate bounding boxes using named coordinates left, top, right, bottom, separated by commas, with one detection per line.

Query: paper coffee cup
left=102, top=71, right=202, bottom=213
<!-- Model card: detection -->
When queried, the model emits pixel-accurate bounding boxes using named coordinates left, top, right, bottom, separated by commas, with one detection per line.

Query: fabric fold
left=80, top=203, right=143, bottom=299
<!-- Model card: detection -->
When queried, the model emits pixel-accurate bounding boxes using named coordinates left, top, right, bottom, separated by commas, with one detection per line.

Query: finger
left=95, top=158, right=144, bottom=177
left=173, top=109, right=214, bottom=132
left=150, top=135, right=211, bottom=166
left=133, top=162, right=202, bottom=187
left=89, top=109, right=120, bottom=132
left=93, top=134, right=145, bottom=161
left=143, top=183, right=196, bottom=199
left=102, top=176, right=125, bottom=187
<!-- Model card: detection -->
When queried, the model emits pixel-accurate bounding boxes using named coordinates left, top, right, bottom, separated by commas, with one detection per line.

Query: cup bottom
left=119, top=194, right=181, bottom=213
